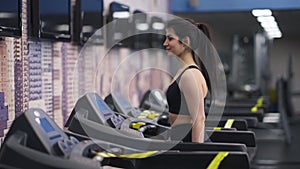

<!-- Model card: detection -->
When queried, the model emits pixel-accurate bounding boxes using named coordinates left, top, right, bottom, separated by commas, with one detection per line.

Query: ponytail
left=190, top=21, right=212, bottom=93
left=196, top=23, right=212, bottom=42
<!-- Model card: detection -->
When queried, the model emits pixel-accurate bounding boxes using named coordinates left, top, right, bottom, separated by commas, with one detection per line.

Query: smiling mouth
left=165, top=49, right=173, bottom=55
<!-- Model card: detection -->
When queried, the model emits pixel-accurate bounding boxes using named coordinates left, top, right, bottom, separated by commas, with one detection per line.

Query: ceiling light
left=252, top=8, right=283, bottom=39
left=264, top=27, right=280, bottom=32
left=266, top=30, right=282, bottom=39
left=252, top=9, right=272, bottom=17
left=260, top=21, right=278, bottom=29
left=267, top=31, right=282, bottom=36
left=257, top=16, right=275, bottom=22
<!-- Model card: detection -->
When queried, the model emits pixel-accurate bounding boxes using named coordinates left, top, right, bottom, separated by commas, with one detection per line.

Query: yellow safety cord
left=130, top=122, right=146, bottom=130
left=93, top=151, right=159, bottom=160
left=213, top=127, right=222, bottom=130
left=206, top=152, right=229, bottom=169
left=139, top=110, right=159, bottom=119
left=147, top=112, right=159, bottom=119
left=118, top=151, right=159, bottom=159
left=257, top=97, right=264, bottom=107
left=251, top=97, right=264, bottom=113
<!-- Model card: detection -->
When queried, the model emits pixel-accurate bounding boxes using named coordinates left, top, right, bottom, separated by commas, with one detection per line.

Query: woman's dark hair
left=166, top=18, right=212, bottom=47
left=166, top=18, right=212, bottom=92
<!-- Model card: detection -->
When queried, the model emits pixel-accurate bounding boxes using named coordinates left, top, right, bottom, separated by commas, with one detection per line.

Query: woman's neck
left=178, top=51, right=197, bottom=69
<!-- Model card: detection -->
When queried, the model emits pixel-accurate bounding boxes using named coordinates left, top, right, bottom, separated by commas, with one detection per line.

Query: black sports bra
left=166, top=65, right=201, bottom=115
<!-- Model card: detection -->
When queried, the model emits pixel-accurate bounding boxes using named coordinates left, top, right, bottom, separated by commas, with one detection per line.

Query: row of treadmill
left=0, top=81, right=288, bottom=169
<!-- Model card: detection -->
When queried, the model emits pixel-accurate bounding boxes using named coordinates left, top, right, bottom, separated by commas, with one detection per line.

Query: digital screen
left=106, top=2, right=131, bottom=48
left=39, top=0, right=71, bottom=40
left=81, top=0, right=104, bottom=43
left=40, top=118, right=55, bottom=133
left=0, top=0, right=21, bottom=36
left=96, top=99, right=114, bottom=120
left=114, top=93, right=132, bottom=111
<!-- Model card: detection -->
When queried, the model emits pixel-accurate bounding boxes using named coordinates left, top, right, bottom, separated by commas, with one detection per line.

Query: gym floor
left=251, top=121, right=300, bottom=169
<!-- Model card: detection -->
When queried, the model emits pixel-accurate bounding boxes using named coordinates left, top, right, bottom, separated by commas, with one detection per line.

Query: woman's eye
left=166, top=35, right=174, bottom=41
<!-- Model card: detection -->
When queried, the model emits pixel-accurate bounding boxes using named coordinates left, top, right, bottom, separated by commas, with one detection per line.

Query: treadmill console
left=105, top=92, right=141, bottom=117
left=6, top=108, right=79, bottom=156
left=105, top=92, right=170, bottom=127
left=139, top=89, right=169, bottom=114
left=67, top=93, right=125, bottom=129
left=0, top=108, right=101, bottom=169
left=95, top=97, right=124, bottom=128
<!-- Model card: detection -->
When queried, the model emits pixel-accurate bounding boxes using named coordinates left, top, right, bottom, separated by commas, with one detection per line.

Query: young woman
left=164, top=18, right=212, bottom=143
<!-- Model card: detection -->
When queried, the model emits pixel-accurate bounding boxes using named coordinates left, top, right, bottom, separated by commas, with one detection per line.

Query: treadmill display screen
left=40, top=118, right=55, bottom=133
left=96, top=99, right=114, bottom=120
left=114, top=93, right=132, bottom=111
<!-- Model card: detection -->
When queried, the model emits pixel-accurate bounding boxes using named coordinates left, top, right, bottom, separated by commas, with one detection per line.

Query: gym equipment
left=105, top=91, right=256, bottom=146
left=225, top=96, right=270, bottom=111
left=0, top=108, right=100, bottom=169
left=206, top=118, right=249, bottom=131
left=138, top=90, right=257, bottom=159
left=67, top=93, right=216, bottom=148
left=206, top=95, right=270, bottom=127
left=67, top=94, right=253, bottom=168
left=0, top=108, right=251, bottom=169
left=251, top=78, right=292, bottom=144
left=66, top=93, right=169, bottom=140
left=208, top=106, right=264, bottom=122
left=105, top=92, right=170, bottom=126
left=104, top=92, right=256, bottom=147
left=66, top=93, right=257, bottom=160
left=139, top=88, right=169, bottom=114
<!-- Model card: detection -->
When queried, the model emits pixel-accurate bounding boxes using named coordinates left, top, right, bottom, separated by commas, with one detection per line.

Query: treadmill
left=104, top=92, right=256, bottom=148
left=205, top=96, right=268, bottom=128
left=139, top=89, right=251, bottom=130
left=207, top=106, right=265, bottom=122
left=0, top=108, right=250, bottom=169
left=65, top=93, right=256, bottom=160
left=0, top=108, right=101, bottom=169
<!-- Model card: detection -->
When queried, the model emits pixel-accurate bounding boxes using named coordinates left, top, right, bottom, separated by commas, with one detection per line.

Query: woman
left=164, top=18, right=212, bottom=143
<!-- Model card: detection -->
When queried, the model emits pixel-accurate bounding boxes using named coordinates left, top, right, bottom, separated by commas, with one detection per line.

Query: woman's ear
left=182, top=36, right=191, bottom=47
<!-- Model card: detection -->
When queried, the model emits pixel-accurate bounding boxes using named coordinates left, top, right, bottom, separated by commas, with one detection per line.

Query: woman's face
left=163, top=27, right=186, bottom=57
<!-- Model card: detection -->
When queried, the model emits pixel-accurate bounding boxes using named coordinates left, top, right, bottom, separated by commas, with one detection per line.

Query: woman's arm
left=179, top=69, right=207, bottom=142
